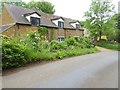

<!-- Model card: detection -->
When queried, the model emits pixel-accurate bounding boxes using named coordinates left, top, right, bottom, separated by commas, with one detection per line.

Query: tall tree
left=103, top=14, right=118, bottom=41
left=84, top=0, right=115, bottom=41
left=115, top=14, right=120, bottom=43
left=25, top=0, right=55, bottom=14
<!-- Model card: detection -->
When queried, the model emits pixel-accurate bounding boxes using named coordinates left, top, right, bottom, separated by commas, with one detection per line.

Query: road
left=2, top=48, right=118, bottom=88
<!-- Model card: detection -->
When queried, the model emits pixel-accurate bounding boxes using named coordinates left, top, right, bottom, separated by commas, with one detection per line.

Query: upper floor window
left=30, top=17, right=40, bottom=26
left=76, top=24, right=80, bottom=29
left=58, top=21, right=64, bottom=28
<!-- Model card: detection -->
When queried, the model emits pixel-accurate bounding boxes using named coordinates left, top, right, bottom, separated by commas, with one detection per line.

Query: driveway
left=2, top=47, right=118, bottom=88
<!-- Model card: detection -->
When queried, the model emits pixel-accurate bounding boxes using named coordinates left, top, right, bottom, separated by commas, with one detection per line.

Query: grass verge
left=96, top=42, right=120, bottom=51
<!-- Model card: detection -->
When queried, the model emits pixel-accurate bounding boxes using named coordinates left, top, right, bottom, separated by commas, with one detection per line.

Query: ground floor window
left=57, top=37, right=65, bottom=42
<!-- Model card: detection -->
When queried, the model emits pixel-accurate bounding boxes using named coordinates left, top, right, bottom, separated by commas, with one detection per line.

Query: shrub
left=78, top=37, right=93, bottom=48
left=55, top=51, right=65, bottom=59
left=2, top=33, right=99, bottom=69
left=50, top=40, right=67, bottom=51
left=2, top=37, right=26, bottom=69
left=65, top=37, right=79, bottom=46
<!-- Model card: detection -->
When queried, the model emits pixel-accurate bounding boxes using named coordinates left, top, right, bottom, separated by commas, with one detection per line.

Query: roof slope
left=4, top=4, right=83, bottom=30
left=0, top=23, right=15, bottom=33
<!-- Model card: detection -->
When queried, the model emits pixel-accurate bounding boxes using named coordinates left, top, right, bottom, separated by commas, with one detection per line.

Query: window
left=58, top=21, right=64, bottom=28
left=76, top=24, right=80, bottom=29
left=30, top=17, right=40, bottom=26
left=58, top=37, right=64, bottom=42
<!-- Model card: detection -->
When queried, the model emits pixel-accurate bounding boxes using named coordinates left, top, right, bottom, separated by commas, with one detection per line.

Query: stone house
left=0, top=4, right=84, bottom=41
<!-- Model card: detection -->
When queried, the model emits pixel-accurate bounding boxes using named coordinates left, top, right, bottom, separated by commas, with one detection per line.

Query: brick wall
left=65, top=29, right=84, bottom=38
left=2, top=25, right=38, bottom=38
left=2, top=24, right=84, bottom=40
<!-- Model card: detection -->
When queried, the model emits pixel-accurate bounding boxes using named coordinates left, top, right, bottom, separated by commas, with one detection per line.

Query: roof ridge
left=4, top=3, right=34, bottom=12
left=3, top=4, right=82, bottom=30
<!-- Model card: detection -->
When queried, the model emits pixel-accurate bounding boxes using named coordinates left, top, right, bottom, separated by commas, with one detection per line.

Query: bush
left=78, top=37, right=93, bottom=48
left=2, top=33, right=98, bottom=69
left=50, top=40, right=67, bottom=51
left=2, top=37, right=26, bottom=69
left=65, top=37, right=79, bottom=46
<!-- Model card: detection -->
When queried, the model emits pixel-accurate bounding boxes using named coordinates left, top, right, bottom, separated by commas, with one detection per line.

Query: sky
left=22, top=0, right=120, bottom=20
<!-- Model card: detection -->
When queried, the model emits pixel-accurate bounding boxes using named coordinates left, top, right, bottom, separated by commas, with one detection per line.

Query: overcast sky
left=22, top=0, right=119, bottom=20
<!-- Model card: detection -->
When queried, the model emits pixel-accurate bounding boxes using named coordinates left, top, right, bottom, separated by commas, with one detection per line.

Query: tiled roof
left=4, top=4, right=84, bottom=30
left=0, top=23, right=15, bottom=33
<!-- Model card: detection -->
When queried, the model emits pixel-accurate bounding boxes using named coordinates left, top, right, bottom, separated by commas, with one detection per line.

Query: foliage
left=55, top=48, right=99, bottom=59
left=2, top=31, right=98, bottom=69
left=79, top=21, right=85, bottom=28
left=0, top=0, right=55, bottom=15
left=116, top=14, right=120, bottom=29
left=78, top=37, right=93, bottom=48
left=65, top=37, right=79, bottom=46
left=103, top=14, right=118, bottom=41
left=38, top=27, right=48, bottom=40
left=50, top=40, right=67, bottom=51
left=84, top=0, right=115, bottom=41
left=50, top=30, right=54, bottom=41
left=2, top=36, right=26, bottom=69
left=24, top=1, right=55, bottom=14
left=0, top=0, right=26, bottom=14
left=96, top=41, right=120, bottom=51
left=114, top=14, right=120, bottom=43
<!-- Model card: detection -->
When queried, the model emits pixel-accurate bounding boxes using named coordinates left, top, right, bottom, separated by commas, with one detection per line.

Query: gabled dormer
left=51, top=17, right=64, bottom=28
left=70, top=21, right=80, bottom=29
left=24, top=12, right=41, bottom=26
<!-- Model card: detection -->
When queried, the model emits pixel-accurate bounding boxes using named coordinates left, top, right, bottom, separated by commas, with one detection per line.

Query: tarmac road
left=2, top=48, right=118, bottom=88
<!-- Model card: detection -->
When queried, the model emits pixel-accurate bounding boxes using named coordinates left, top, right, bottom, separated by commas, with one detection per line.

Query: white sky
left=22, top=0, right=120, bottom=20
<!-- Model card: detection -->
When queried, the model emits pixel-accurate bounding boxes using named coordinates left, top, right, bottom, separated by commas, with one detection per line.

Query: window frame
left=76, top=24, right=80, bottom=29
left=58, top=21, right=64, bottom=29
left=30, top=17, right=40, bottom=26
left=57, top=37, right=65, bottom=42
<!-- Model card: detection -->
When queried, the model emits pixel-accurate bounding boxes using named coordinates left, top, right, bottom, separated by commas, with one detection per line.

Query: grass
left=29, top=48, right=100, bottom=60
left=96, top=41, right=120, bottom=51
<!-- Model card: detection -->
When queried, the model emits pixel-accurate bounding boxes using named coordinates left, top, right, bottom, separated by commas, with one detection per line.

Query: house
left=0, top=4, right=84, bottom=41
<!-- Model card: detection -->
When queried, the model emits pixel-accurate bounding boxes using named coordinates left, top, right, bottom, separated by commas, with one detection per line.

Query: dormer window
left=76, top=24, right=80, bottom=29
left=51, top=17, right=64, bottom=28
left=30, top=17, right=40, bottom=26
left=58, top=21, right=64, bottom=28
left=70, top=21, right=80, bottom=29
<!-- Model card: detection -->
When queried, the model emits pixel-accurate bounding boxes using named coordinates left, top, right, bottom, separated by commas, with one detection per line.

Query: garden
left=2, top=27, right=99, bottom=70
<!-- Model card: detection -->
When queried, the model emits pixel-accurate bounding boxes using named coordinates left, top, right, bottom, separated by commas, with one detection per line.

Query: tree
left=0, top=0, right=55, bottom=15
left=0, top=0, right=26, bottom=14
left=84, top=0, right=115, bottom=41
left=103, top=14, right=118, bottom=41
left=115, top=14, right=120, bottom=43
left=25, top=0, right=55, bottom=14
left=79, top=21, right=85, bottom=28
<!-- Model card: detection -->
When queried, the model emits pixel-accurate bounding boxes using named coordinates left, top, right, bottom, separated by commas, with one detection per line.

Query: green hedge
left=2, top=38, right=26, bottom=69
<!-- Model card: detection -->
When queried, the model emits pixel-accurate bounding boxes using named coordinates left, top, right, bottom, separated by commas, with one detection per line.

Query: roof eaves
left=0, top=23, right=16, bottom=33
left=51, top=17, right=64, bottom=21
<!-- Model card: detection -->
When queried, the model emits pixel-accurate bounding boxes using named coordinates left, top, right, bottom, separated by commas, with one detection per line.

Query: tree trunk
left=99, top=31, right=102, bottom=41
